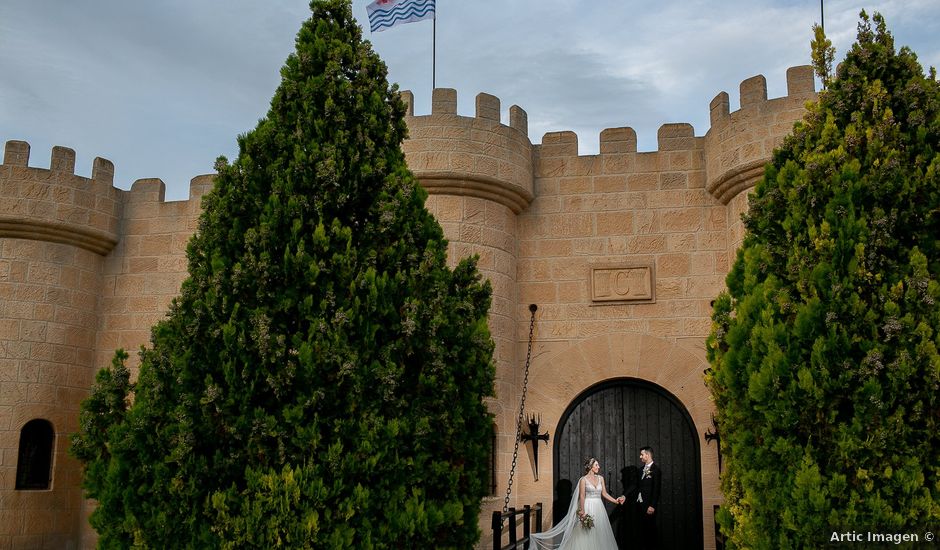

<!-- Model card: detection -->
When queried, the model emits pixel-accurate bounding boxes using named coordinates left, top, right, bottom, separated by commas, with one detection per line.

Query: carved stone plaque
left=590, top=264, right=654, bottom=303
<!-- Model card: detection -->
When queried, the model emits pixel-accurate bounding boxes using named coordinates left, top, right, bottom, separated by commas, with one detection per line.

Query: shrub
left=72, top=1, right=495, bottom=547
left=707, top=12, right=940, bottom=548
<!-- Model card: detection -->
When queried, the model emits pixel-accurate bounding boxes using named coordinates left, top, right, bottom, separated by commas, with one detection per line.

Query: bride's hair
left=583, top=457, right=598, bottom=473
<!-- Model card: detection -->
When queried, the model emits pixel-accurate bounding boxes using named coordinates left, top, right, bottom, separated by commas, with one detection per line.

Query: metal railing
left=491, top=503, right=543, bottom=550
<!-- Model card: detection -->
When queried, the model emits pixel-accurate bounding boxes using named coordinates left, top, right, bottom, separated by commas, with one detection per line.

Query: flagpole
left=432, top=8, right=436, bottom=90
left=820, top=0, right=825, bottom=32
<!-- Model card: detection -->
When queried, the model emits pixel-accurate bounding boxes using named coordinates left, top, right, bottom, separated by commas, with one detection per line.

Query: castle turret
left=0, top=141, right=121, bottom=548
left=704, top=65, right=817, bottom=250
left=400, top=89, right=534, bottom=538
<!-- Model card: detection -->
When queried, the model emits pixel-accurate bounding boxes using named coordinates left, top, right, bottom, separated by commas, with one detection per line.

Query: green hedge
left=72, top=1, right=495, bottom=547
left=707, top=13, right=940, bottom=549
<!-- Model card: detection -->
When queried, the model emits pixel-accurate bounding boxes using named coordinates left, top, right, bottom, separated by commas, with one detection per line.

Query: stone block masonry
left=0, top=66, right=815, bottom=550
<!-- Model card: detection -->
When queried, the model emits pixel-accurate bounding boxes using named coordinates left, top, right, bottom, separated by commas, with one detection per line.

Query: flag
left=366, top=0, right=435, bottom=33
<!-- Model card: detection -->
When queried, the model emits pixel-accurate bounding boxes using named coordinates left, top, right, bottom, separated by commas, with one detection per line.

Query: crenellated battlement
left=704, top=65, right=816, bottom=203
left=522, top=65, right=815, bottom=202
left=0, top=67, right=817, bottom=260
left=0, top=141, right=218, bottom=257
left=708, top=65, right=816, bottom=126
left=0, top=68, right=817, bottom=252
left=2, top=140, right=117, bottom=186
left=400, top=89, right=534, bottom=213
left=400, top=89, right=530, bottom=137
left=124, top=175, right=215, bottom=206
left=537, top=122, right=706, bottom=158
left=530, top=107, right=714, bottom=203
left=120, top=174, right=214, bottom=227
left=0, top=141, right=122, bottom=255
left=534, top=121, right=707, bottom=195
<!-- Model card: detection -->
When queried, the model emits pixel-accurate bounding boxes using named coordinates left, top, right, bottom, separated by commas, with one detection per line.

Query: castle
left=0, top=65, right=816, bottom=549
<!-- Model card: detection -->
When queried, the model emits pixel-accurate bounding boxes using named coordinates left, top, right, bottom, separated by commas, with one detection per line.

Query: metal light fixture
left=521, top=413, right=550, bottom=480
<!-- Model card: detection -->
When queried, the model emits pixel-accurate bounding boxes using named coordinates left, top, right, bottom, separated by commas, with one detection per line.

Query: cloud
left=1, top=0, right=937, bottom=199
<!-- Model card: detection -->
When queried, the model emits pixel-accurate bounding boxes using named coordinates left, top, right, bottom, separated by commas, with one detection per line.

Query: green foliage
left=70, top=349, right=135, bottom=548
left=811, top=24, right=835, bottom=89
left=707, top=12, right=940, bottom=548
left=71, top=1, right=495, bottom=547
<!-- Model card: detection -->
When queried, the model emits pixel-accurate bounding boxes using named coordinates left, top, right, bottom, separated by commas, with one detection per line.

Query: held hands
left=616, top=495, right=626, bottom=505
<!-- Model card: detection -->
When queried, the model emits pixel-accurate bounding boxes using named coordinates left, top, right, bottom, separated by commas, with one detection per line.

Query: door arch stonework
left=518, top=332, right=721, bottom=549
left=554, top=378, right=703, bottom=548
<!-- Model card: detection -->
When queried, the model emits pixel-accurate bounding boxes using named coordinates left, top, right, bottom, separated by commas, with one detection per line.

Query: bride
left=531, top=457, right=624, bottom=549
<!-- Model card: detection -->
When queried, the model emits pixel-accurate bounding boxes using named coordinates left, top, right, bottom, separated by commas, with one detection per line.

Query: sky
left=1, top=1, right=938, bottom=201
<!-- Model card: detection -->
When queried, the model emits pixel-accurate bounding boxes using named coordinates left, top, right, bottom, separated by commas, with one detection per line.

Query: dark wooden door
left=553, top=378, right=703, bottom=549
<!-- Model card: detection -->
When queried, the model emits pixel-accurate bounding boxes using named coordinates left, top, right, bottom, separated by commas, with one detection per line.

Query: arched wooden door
left=553, top=378, right=703, bottom=549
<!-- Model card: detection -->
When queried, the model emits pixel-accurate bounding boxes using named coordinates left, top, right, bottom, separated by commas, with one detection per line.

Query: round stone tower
left=0, top=141, right=121, bottom=548
left=704, top=65, right=817, bottom=250
left=399, top=88, right=534, bottom=538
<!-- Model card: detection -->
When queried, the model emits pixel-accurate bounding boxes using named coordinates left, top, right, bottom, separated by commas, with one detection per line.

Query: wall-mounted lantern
left=521, top=414, right=550, bottom=480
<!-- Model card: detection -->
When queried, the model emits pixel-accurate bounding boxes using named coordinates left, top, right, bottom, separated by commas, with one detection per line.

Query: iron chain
left=503, top=304, right=538, bottom=514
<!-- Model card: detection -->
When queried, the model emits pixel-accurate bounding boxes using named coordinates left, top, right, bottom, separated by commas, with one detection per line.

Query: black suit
left=636, top=462, right=661, bottom=549
left=616, top=466, right=640, bottom=548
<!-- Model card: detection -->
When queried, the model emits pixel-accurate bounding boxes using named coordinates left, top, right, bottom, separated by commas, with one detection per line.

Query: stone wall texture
left=0, top=66, right=815, bottom=549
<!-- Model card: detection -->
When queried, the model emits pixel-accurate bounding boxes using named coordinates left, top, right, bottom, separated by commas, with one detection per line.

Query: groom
left=636, top=446, right=661, bottom=549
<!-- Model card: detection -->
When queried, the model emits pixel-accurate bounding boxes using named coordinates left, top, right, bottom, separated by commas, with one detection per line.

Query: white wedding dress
left=530, top=475, right=619, bottom=550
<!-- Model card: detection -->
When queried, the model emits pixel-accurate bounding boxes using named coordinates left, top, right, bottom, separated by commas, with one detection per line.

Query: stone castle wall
left=0, top=66, right=815, bottom=549
left=500, top=65, right=815, bottom=548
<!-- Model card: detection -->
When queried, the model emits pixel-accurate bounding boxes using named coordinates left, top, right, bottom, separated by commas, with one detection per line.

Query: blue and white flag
left=366, top=0, right=435, bottom=33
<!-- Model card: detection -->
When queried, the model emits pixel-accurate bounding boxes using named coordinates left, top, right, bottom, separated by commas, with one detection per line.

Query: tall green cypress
left=71, top=1, right=495, bottom=547
left=707, top=12, right=940, bottom=548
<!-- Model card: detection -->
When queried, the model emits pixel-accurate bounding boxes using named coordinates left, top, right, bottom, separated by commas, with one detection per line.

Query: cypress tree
left=72, top=1, right=495, bottom=548
left=707, top=13, right=940, bottom=548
